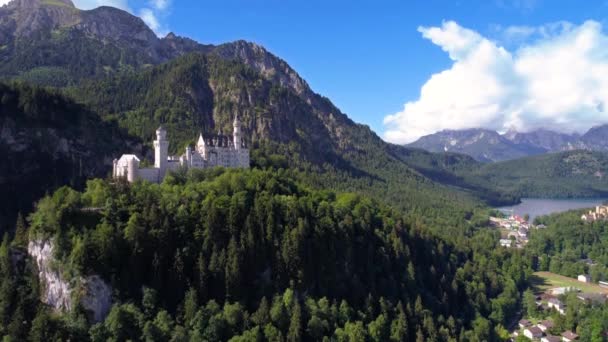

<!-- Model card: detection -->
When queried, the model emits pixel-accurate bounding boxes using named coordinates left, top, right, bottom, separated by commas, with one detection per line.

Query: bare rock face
left=214, top=40, right=312, bottom=98
left=80, top=275, right=113, bottom=322
left=77, top=6, right=157, bottom=46
left=2, top=0, right=80, bottom=39
left=28, top=239, right=112, bottom=323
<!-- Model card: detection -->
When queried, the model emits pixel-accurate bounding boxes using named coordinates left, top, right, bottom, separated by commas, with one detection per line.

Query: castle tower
left=127, top=157, right=139, bottom=183
left=112, top=159, right=118, bottom=177
left=154, top=126, right=169, bottom=175
left=185, top=145, right=192, bottom=163
left=233, top=115, right=242, bottom=150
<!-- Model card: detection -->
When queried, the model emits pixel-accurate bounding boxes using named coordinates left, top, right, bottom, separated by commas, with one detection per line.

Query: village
left=489, top=214, right=546, bottom=249
left=511, top=271, right=608, bottom=341
left=580, top=205, right=608, bottom=222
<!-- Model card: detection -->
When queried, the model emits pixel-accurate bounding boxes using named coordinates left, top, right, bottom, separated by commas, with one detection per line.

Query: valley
left=1, top=0, right=608, bottom=341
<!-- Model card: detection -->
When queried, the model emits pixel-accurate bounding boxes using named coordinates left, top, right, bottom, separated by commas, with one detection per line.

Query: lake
left=496, top=198, right=608, bottom=222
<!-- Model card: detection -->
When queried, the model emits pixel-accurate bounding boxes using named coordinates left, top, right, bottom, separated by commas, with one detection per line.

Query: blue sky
left=69, top=0, right=608, bottom=142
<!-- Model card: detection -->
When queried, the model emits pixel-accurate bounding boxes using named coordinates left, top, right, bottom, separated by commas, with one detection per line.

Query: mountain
left=0, top=0, right=211, bottom=86
left=503, top=128, right=582, bottom=152
left=408, top=128, right=546, bottom=162
left=409, top=125, right=608, bottom=162
left=580, top=124, right=608, bottom=150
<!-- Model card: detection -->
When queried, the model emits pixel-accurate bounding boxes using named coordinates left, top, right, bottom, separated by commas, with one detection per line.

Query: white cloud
left=139, top=8, right=159, bottom=30
left=139, top=7, right=170, bottom=36
left=151, top=0, right=169, bottom=10
left=383, top=20, right=608, bottom=144
left=0, top=0, right=11, bottom=6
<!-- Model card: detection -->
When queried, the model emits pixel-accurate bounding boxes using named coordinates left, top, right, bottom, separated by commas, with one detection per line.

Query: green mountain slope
left=0, top=82, right=139, bottom=232
left=460, top=150, right=608, bottom=198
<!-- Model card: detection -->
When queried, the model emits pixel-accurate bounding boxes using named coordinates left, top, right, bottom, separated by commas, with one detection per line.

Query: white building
left=523, top=326, right=543, bottom=340
left=577, top=274, right=591, bottom=283
left=538, top=320, right=554, bottom=332
left=499, top=239, right=512, bottom=247
left=547, top=298, right=566, bottom=315
left=114, top=117, right=249, bottom=183
left=561, top=331, right=579, bottom=341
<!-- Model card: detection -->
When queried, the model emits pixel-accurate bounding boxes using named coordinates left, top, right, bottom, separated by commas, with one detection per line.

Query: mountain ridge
left=408, top=125, right=608, bottom=162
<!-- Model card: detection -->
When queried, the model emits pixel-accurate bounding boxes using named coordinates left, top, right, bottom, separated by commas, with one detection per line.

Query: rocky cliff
left=28, top=239, right=112, bottom=322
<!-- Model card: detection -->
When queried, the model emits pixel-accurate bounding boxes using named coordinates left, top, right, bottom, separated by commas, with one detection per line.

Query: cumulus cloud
left=383, top=20, right=608, bottom=144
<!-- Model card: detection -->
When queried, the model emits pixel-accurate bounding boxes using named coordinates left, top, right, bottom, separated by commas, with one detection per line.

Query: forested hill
left=0, top=82, right=141, bottom=233
left=0, top=169, right=529, bottom=340
left=458, top=150, right=608, bottom=199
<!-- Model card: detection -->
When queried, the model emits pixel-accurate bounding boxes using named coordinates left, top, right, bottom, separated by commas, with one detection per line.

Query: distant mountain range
left=407, top=126, right=608, bottom=162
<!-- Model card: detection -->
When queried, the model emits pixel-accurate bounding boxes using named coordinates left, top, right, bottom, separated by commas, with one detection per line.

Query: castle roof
left=117, top=154, right=140, bottom=162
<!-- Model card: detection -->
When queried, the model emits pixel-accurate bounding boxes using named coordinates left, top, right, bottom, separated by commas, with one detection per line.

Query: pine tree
left=183, top=287, right=199, bottom=326
left=12, top=212, right=27, bottom=247
left=390, top=305, right=408, bottom=342
left=287, top=299, right=302, bottom=342
left=29, top=309, right=53, bottom=342
left=252, top=297, right=270, bottom=326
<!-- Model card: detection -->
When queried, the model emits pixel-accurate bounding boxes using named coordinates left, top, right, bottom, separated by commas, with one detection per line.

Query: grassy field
left=530, top=271, right=608, bottom=294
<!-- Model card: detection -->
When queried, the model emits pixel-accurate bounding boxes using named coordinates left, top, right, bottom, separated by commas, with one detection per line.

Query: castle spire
left=197, top=133, right=206, bottom=154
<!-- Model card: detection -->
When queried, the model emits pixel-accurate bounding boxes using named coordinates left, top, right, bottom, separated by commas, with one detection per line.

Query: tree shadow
left=528, top=274, right=551, bottom=294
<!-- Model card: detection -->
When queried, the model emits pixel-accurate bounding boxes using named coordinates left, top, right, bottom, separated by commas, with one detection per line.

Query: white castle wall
left=138, top=168, right=160, bottom=183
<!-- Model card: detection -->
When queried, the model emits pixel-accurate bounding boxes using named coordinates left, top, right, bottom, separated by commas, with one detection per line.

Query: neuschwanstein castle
left=113, top=116, right=250, bottom=183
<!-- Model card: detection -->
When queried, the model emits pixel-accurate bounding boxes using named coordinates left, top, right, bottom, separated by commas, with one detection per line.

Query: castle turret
left=112, top=159, right=118, bottom=177
left=154, top=126, right=169, bottom=176
left=185, top=145, right=192, bottom=164
left=127, top=157, right=139, bottom=183
left=233, top=115, right=242, bottom=150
